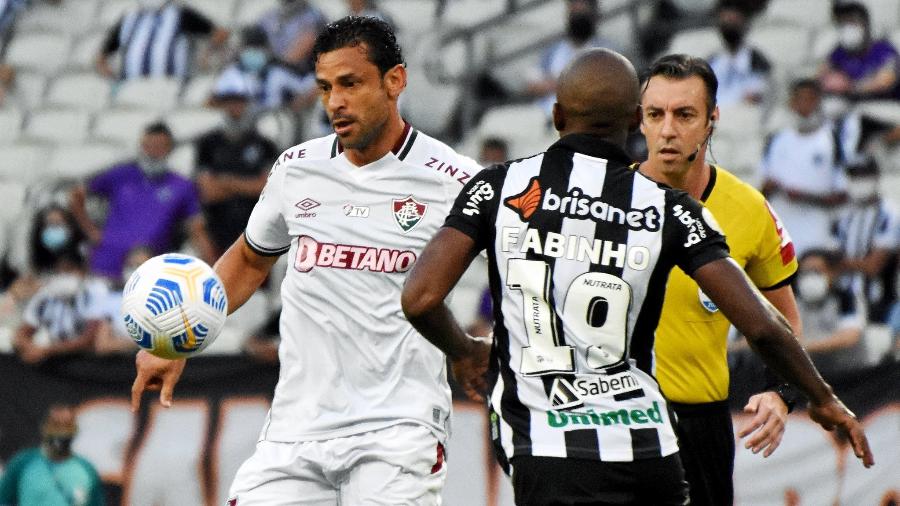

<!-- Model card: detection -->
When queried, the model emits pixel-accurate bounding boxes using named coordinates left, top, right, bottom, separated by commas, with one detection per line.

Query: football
left=121, top=253, right=228, bottom=359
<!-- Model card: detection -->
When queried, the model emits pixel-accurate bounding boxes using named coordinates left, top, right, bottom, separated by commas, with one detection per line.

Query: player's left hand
left=451, top=335, right=491, bottom=403
left=738, top=391, right=788, bottom=457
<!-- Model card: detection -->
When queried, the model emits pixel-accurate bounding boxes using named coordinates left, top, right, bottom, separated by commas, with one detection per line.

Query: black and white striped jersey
left=444, top=134, right=730, bottom=463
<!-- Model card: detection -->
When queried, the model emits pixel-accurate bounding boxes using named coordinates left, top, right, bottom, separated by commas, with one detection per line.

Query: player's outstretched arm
left=692, top=258, right=874, bottom=468
left=402, top=227, right=491, bottom=401
left=215, top=234, right=280, bottom=314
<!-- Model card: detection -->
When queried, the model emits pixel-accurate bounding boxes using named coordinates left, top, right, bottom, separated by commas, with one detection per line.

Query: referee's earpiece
left=687, top=118, right=716, bottom=163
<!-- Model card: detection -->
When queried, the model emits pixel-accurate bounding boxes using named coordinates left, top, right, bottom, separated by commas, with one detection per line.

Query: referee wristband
left=773, top=384, right=799, bottom=413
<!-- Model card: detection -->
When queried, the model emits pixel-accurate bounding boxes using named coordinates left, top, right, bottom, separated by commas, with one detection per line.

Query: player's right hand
left=131, top=350, right=187, bottom=412
left=451, top=335, right=492, bottom=403
left=808, top=397, right=875, bottom=468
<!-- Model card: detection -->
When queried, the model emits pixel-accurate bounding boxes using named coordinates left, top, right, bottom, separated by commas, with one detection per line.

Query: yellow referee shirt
left=654, top=166, right=798, bottom=404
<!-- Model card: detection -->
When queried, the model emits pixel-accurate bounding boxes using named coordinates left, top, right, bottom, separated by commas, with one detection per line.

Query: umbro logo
left=295, top=198, right=321, bottom=211
left=295, top=198, right=320, bottom=218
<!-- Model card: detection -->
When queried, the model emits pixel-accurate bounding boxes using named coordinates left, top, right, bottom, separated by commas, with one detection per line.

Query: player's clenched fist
left=451, top=335, right=491, bottom=403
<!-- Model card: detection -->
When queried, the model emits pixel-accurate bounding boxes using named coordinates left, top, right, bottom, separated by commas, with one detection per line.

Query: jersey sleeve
left=664, top=191, right=730, bottom=275
left=244, top=159, right=290, bottom=256
left=872, top=203, right=900, bottom=250
left=745, top=199, right=799, bottom=290
left=443, top=165, right=504, bottom=253
left=0, top=449, right=35, bottom=503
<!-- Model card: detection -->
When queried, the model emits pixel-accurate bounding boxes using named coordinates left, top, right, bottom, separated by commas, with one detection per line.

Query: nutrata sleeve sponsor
left=294, top=236, right=416, bottom=273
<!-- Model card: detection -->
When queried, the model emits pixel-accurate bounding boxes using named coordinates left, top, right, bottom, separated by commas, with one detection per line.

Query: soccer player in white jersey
left=130, top=17, right=481, bottom=505
left=403, top=49, right=874, bottom=505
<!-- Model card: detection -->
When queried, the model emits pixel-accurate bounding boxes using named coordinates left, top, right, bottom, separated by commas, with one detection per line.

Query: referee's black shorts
left=670, top=399, right=735, bottom=506
left=509, top=453, right=689, bottom=505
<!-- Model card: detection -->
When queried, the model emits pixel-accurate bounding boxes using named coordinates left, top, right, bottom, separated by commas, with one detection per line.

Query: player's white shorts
left=227, top=423, right=446, bottom=505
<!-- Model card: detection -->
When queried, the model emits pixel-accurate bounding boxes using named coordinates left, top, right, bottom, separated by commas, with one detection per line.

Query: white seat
left=441, top=0, right=507, bottom=28
left=99, top=0, right=134, bottom=26
left=307, top=0, right=348, bottom=21
left=0, top=109, right=24, bottom=144
left=0, top=144, right=46, bottom=184
left=16, top=0, right=100, bottom=36
left=47, top=143, right=125, bottom=181
left=477, top=104, right=548, bottom=141
left=858, top=0, right=900, bottom=39
left=4, top=33, right=73, bottom=76
left=234, top=0, right=280, bottom=26
left=67, top=33, right=107, bottom=72
left=380, top=0, right=437, bottom=37
left=8, top=72, right=47, bottom=111
left=181, top=74, right=217, bottom=107
left=0, top=181, right=27, bottom=262
left=402, top=70, right=461, bottom=136
left=112, top=77, right=182, bottom=112
left=22, top=109, right=92, bottom=144
left=854, top=100, right=900, bottom=125
left=92, top=108, right=161, bottom=147
left=717, top=103, right=764, bottom=139
left=812, top=27, right=839, bottom=62
left=746, top=23, right=812, bottom=70
left=759, top=0, right=831, bottom=30
left=185, top=0, right=237, bottom=27
left=168, top=143, right=197, bottom=179
left=45, top=72, right=112, bottom=112
left=166, top=107, right=222, bottom=142
left=256, top=109, right=297, bottom=150
left=666, top=27, right=722, bottom=59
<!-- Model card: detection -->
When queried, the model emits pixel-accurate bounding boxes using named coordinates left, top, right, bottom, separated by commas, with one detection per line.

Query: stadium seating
left=666, top=27, right=721, bottom=58
left=46, top=143, right=125, bottom=182
left=0, top=144, right=46, bottom=185
left=0, top=181, right=27, bottom=265
left=256, top=109, right=298, bottom=150
left=15, top=0, right=100, bottom=37
left=168, top=143, right=198, bottom=178
left=441, top=0, right=507, bottom=29
left=189, top=0, right=238, bottom=28
left=4, top=32, right=73, bottom=76
left=112, top=77, right=183, bottom=112
left=746, top=22, right=812, bottom=70
left=758, top=0, right=831, bottom=30
left=233, top=0, right=280, bottom=27
left=402, top=69, right=462, bottom=136
left=9, top=71, right=48, bottom=111
left=91, top=108, right=161, bottom=147
left=21, top=108, right=92, bottom=145
left=67, top=33, right=108, bottom=73
left=181, top=74, right=217, bottom=108
left=0, top=108, right=24, bottom=145
left=44, top=73, right=112, bottom=112
left=166, top=108, right=223, bottom=142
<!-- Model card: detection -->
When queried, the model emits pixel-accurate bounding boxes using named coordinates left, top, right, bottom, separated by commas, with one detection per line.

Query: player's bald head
left=552, top=48, right=640, bottom=144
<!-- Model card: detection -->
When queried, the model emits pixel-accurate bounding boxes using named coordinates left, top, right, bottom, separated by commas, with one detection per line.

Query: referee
left=637, top=54, right=801, bottom=506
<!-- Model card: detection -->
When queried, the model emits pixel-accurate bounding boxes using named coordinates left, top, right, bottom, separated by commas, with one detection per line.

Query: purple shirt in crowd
left=87, top=162, right=201, bottom=278
left=830, top=39, right=900, bottom=95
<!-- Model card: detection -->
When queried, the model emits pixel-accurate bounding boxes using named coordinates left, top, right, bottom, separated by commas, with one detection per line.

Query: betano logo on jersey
left=393, top=196, right=427, bottom=232
left=546, top=401, right=665, bottom=429
left=504, top=177, right=661, bottom=231
left=294, top=235, right=416, bottom=273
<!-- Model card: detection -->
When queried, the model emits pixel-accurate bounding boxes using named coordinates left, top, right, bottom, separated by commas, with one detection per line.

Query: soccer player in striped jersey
left=403, top=48, right=873, bottom=505
left=637, top=54, right=802, bottom=506
left=131, top=17, right=481, bottom=505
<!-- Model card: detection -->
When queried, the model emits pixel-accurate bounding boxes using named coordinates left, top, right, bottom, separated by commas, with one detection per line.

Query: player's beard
left=339, top=113, right=388, bottom=152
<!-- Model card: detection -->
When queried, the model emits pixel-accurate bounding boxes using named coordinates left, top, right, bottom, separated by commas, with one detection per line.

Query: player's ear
left=552, top=103, right=566, bottom=133
left=710, top=105, right=720, bottom=129
left=383, top=63, right=406, bottom=100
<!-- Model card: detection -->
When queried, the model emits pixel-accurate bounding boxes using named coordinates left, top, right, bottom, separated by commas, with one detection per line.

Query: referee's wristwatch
left=773, top=384, right=799, bottom=413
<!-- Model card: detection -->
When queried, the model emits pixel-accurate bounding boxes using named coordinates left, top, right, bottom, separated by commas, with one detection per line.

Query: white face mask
left=794, top=111, right=825, bottom=134
left=138, top=153, right=168, bottom=177
left=838, top=23, right=866, bottom=51
left=846, top=177, right=879, bottom=201
left=798, top=272, right=830, bottom=303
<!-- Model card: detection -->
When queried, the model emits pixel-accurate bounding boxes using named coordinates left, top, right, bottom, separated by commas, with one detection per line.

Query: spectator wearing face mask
left=818, top=2, right=900, bottom=100
left=795, top=249, right=868, bottom=379
left=69, top=122, right=216, bottom=280
left=0, top=405, right=104, bottom=506
left=760, top=79, right=847, bottom=257
left=12, top=206, right=108, bottom=366
left=211, top=26, right=317, bottom=114
left=707, top=1, right=771, bottom=106
left=832, top=158, right=900, bottom=323
left=195, top=84, right=279, bottom=259
left=525, top=0, right=624, bottom=118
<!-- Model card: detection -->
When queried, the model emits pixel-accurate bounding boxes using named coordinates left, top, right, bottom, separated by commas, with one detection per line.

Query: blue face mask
left=41, top=226, right=70, bottom=251
left=240, top=49, right=268, bottom=73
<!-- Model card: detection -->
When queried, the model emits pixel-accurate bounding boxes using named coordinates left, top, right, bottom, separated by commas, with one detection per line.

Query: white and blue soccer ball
left=121, top=253, right=228, bottom=359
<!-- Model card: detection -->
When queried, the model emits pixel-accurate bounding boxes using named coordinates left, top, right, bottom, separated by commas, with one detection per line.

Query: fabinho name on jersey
left=500, top=228, right=651, bottom=271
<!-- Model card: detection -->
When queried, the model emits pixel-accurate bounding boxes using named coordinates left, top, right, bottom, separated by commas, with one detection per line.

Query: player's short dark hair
left=643, top=54, right=718, bottom=118
left=482, top=136, right=509, bottom=153
left=790, top=78, right=821, bottom=95
left=144, top=121, right=174, bottom=140
left=312, top=16, right=404, bottom=75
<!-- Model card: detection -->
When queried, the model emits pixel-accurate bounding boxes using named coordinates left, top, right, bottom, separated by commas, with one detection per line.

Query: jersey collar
left=330, top=120, right=417, bottom=161
left=549, top=134, right=633, bottom=165
left=700, top=164, right=718, bottom=202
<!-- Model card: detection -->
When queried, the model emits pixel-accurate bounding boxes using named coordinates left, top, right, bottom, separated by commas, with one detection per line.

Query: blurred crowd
left=0, top=0, right=897, bottom=381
